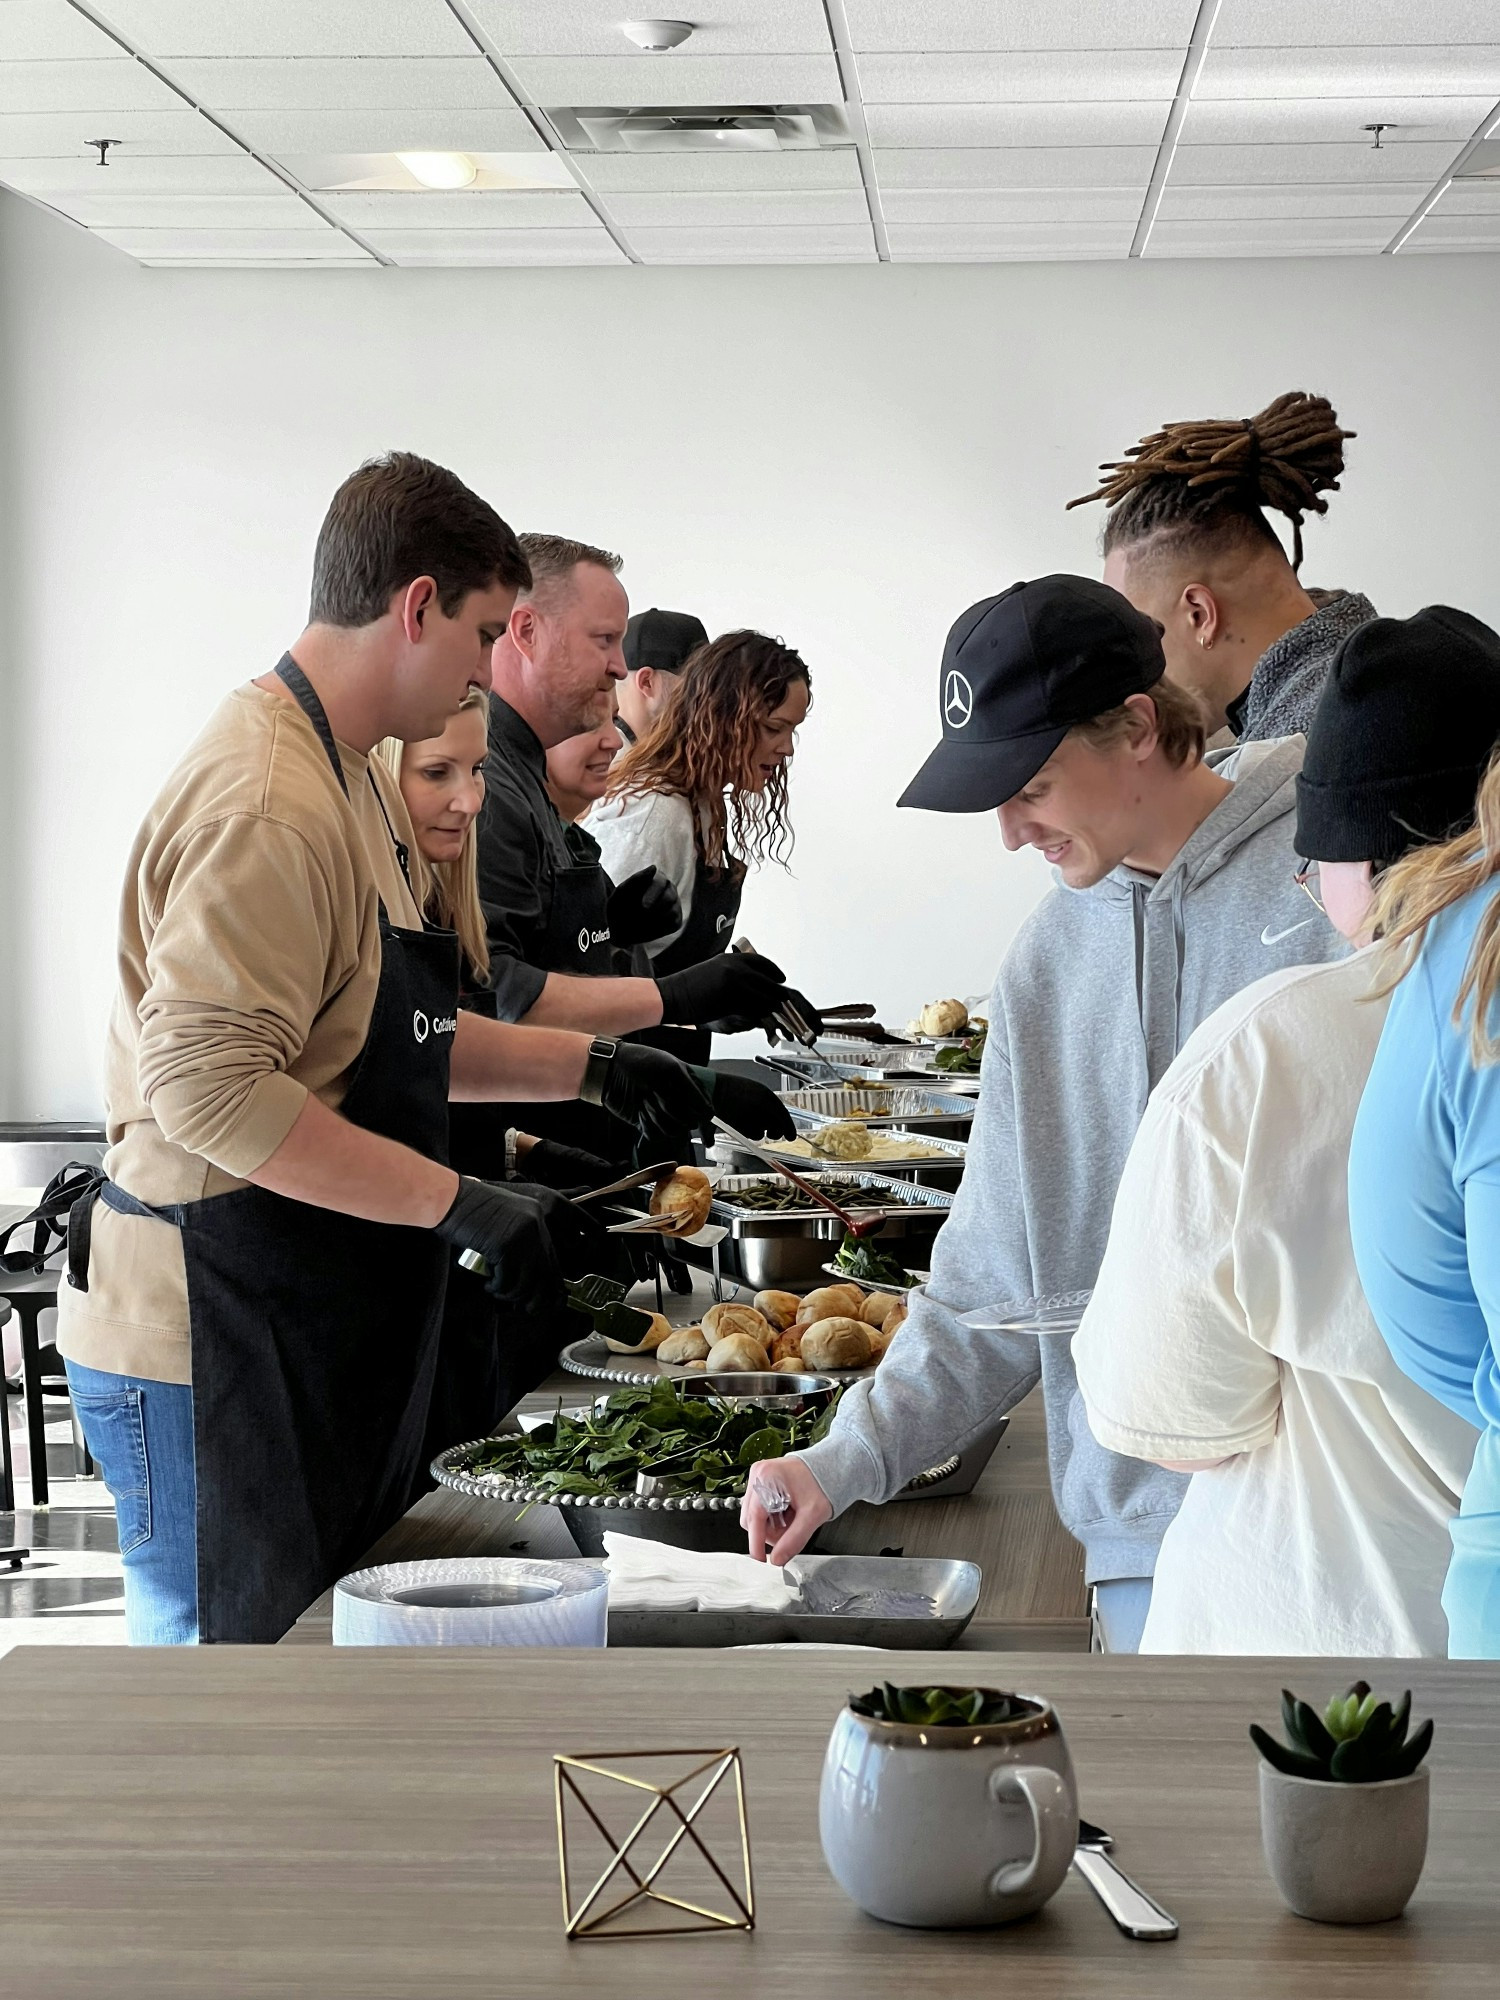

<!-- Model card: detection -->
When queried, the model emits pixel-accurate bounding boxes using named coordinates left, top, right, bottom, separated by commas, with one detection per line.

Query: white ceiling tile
left=625, top=222, right=876, bottom=257
left=605, top=188, right=870, bottom=226
left=1167, top=140, right=1464, bottom=184
left=226, top=108, right=543, bottom=153
left=881, top=186, right=1144, bottom=222
left=857, top=51, right=1183, bottom=103
left=576, top=148, right=861, bottom=190
left=93, top=224, right=352, bottom=254
left=1145, top=215, right=1396, bottom=253
left=1434, top=179, right=1500, bottom=212
left=1179, top=95, right=1495, bottom=147
left=1196, top=46, right=1500, bottom=100
left=1156, top=181, right=1430, bottom=219
left=644, top=243, right=877, bottom=262
left=366, top=228, right=627, bottom=263
left=1398, top=234, right=1500, bottom=253
left=466, top=0, right=833, bottom=57
left=515, top=53, right=842, bottom=105
left=0, top=1, right=127, bottom=61
left=845, top=1, right=1199, bottom=52
left=1401, top=210, right=1500, bottom=243
left=885, top=219, right=1133, bottom=253
left=135, top=253, right=377, bottom=265
left=0, top=57, right=183, bottom=113
left=85, top=0, right=477, bottom=58
left=0, top=151, right=273, bottom=192
left=1216, top=2, right=1500, bottom=47
left=34, top=189, right=318, bottom=228
left=873, top=146, right=1157, bottom=188
left=0, top=107, right=243, bottom=155
left=317, top=188, right=598, bottom=229
left=866, top=102, right=1171, bottom=148
left=162, top=57, right=515, bottom=111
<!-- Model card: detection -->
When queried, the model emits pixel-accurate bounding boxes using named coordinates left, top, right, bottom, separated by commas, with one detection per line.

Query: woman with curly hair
left=590, top=628, right=813, bottom=1063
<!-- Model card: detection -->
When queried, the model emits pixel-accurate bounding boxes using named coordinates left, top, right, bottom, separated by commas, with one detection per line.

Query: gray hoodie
left=801, top=738, right=1347, bottom=1584
left=1233, top=589, right=1377, bottom=742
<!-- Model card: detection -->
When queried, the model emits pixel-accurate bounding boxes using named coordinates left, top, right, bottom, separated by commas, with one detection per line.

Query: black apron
left=72, top=658, right=459, bottom=1643
left=642, top=847, right=746, bottom=1069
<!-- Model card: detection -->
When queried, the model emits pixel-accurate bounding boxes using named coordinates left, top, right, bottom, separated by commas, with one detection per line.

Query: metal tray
left=608, top=1554, right=981, bottom=1650
left=559, top=1334, right=876, bottom=1388
left=780, top=1086, right=974, bottom=1137
left=707, top=1170, right=952, bottom=1289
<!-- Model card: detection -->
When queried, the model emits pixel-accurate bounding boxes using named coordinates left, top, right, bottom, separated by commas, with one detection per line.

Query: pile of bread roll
left=646, top=1285, right=907, bottom=1376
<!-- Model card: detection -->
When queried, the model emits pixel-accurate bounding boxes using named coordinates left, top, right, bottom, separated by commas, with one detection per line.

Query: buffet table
left=283, top=1382, right=1090, bottom=1650
left=3, top=1645, right=1495, bottom=1998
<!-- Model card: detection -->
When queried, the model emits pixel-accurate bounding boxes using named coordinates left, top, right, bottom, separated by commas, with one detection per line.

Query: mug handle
left=987, top=1764, right=1076, bottom=1903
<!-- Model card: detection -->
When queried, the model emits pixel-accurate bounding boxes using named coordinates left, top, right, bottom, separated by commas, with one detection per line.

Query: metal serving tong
left=731, top=935, right=820, bottom=1048
left=711, top=1116, right=886, bottom=1240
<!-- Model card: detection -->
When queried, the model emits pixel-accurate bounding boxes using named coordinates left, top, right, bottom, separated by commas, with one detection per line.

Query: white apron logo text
left=576, top=926, right=611, bottom=952
left=413, top=1010, right=458, bottom=1044
left=944, top=670, right=974, bottom=730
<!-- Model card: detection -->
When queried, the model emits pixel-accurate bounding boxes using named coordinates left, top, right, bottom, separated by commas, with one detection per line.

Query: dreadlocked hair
left=1369, top=748, right=1500, bottom=1067
left=606, top=629, right=809, bottom=872
left=1068, top=390, right=1355, bottom=573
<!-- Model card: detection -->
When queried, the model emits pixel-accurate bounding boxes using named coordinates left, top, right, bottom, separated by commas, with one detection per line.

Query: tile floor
left=1, top=1391, right=126, bottom=1654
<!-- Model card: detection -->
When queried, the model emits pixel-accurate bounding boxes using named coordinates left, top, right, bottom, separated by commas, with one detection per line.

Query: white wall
left=3, top=188, right=1500, bottom=1119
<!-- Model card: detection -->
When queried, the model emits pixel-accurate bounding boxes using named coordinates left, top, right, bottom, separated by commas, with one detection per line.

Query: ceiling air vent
left=545, top=104, right=852, bottom=154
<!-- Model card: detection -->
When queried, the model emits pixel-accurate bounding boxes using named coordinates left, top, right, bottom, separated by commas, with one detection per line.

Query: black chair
left=1, top=1296, right=13, bottom=1514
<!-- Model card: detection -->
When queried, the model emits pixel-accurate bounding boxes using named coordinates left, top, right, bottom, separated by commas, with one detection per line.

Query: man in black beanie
left=617, top=606, right=709, bottom=745
left=1073, top=603, right=1500, bottom=1655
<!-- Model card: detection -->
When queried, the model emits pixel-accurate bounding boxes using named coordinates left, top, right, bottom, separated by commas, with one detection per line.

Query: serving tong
left=710, top=1117, right=887, bottom=1239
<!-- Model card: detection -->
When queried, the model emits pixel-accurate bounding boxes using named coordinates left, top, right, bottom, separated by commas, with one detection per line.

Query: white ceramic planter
left=1259, top=1764, right=1430, bottom=1924
left=819, top=1692, right=1078, bottom=1928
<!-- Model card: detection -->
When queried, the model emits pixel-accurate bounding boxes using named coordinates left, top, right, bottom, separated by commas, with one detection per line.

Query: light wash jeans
left=64, top=1360, right=198, bottom=1644
left=1092, top=1577, right=1154, bottom=1654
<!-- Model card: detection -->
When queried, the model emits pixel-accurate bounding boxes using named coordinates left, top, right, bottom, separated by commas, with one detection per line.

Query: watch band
left=578, top=1035, right=618, bottom=1107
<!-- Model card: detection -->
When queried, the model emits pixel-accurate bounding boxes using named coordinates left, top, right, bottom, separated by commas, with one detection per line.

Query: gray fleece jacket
left=800, top=738, right=1348, bottom=1585
left=1233, top=589, right=1376, bottom=742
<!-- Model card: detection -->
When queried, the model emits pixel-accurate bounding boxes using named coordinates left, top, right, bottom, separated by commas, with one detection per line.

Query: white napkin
left=601, top=1532, right=797, bottom=1615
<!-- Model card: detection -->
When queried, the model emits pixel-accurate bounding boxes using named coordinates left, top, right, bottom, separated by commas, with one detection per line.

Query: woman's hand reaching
left=741, top=1454, right=833, bottom=1566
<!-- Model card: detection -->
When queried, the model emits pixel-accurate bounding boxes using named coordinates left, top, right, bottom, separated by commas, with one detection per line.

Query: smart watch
left=578, top=1035, right=618, bottom=1107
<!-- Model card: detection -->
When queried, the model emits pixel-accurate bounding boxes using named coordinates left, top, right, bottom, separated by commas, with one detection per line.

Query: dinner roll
left=883, top=1299, right=908, bottom=1339
left=656, top=1325, right=710, bottom=1365
left=703, top=1301, right=772, bottom=1345
left=795, top=1285, right=864, bottom=1326
left=799, top=1317, right=872, bottom=1371
left=705, top=1333, right=771, bottom=1373
left=860, top=1290, right=900, bottom=1327
left=769, top=1328, right=804, bottom=1366
left=602, top=1310, right=672, bottom=1355
left=754, top=1289, right=802, bottom=1331
left=649, top=1165, right=713, bottom=1237
left=919, top=998, right=968, bottom=1037
left=772, top=1356, right=810, bottom=1375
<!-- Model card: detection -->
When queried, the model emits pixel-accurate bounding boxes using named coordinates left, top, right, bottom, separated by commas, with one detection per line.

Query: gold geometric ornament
left=553, top=1747, right=755, bottom=1940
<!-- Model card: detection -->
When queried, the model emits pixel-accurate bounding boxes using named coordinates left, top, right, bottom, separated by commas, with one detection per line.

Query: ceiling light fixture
left=396, top=151, right=478, bottom=189
left=620, top=19, right=694, bottom=51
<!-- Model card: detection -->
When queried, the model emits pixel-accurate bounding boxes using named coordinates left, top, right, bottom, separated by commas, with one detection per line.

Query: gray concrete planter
left=1259, top=1764, right=1429, bottom=1924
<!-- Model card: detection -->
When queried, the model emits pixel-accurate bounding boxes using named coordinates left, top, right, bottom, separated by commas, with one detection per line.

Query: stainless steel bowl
left=680, top=1371, right=837, bottom=1415
left=708, top=1170, right=952, bottom=1289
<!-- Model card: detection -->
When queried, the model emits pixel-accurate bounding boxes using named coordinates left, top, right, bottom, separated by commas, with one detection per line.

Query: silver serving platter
left=710, top=1169, right=951, bottom=1221
left=559, top=1334, right=876, bottom=1387
left=609, top=1553, right=982, bottom=1650
left=779, top=1086, right=974, bottom=1136
left=821, top=1261, right=930, bottom=1295
left=706, top=1170, right=953, bottom=1289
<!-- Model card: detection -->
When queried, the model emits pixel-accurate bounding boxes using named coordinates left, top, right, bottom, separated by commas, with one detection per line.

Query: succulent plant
left=1250, top=1681, right=1434, bottom=1784
left=850, top=1683, right=1029, bottom=1728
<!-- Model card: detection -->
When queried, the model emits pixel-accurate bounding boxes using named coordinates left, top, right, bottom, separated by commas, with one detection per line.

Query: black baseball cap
left=899, top=575, right=1168, bottom=813
left=623, top=607, right=709, bottom=674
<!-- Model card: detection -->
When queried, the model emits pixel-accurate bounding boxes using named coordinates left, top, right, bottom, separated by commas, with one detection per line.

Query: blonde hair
left=373, top=688, right=490, bottom=981
left=1069, top=675, right=1207, bottom=771
left=1371, top=748, right=1500, bottom=1064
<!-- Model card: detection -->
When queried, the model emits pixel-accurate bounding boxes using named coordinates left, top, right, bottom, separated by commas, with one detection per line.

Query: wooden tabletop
left=2, top=1645, right=1494, bottom=1998
left=284, top=1381, right=1089, bottom=1650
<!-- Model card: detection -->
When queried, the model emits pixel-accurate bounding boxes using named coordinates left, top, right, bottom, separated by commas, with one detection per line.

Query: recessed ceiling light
left=396, top=151, right=477, bottom=190
left=620, top=19, right=694, bottom=51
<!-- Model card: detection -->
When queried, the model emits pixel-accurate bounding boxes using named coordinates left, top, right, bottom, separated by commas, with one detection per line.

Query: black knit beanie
left=1295, top=604, right=1500, bottom=864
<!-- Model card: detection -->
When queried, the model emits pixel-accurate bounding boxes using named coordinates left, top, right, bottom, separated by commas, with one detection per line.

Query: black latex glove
left=521, top=1138, right=614, bottom=1195
left=594, top=1041, right=714, bottom=1134
left=606, top=866, right=682, bottom=950
left=435, top=1177, right=603, bottom=1315
left=760, top=985, right=823, bottom=1043
left=688, top=1065, right=797, bottom=1142
left=655, top=949, right=786, bottom=1029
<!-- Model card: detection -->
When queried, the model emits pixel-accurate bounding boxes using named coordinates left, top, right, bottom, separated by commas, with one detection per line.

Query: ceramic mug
left=819, top=1691, right=1078, bottom=1928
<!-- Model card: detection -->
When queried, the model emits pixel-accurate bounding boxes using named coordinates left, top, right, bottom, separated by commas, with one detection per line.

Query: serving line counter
left=284, top=1379, right=1089, bottom=1651
left=3, top=1645, right=1495, bottom=1998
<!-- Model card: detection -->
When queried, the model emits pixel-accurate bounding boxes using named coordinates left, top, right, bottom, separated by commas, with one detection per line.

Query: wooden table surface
left=2, top=1645, right=1494, bottom=1999
left=284, top=1381, right=1089, bottom=1650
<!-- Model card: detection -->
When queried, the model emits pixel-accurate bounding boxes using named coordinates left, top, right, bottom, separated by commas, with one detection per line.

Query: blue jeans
left=1443, top=1427, right=1500, bottom=1658
left=64, top=1360, right=199, bottom=1644
left=1092, top=1577, right=1154, bottom=1654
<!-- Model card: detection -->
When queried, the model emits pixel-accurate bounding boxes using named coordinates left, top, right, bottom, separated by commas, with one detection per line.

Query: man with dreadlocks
left=1072, top=391, right=1376, bottom=742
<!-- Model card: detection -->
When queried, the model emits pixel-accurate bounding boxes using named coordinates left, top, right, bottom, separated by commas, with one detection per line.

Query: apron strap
left=274, top=653, right=416, bottom=898
left=63, top=1177, right=187, bottom=1294
left=0, top=1162, right=104, bottom=1276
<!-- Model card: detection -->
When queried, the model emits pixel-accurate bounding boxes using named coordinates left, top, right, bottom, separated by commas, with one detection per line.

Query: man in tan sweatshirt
left=56, top=450, right=771, bottom=1645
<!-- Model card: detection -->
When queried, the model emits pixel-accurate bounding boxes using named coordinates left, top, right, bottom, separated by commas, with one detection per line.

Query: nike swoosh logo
left=1261, top=918, right=1318, bottom=947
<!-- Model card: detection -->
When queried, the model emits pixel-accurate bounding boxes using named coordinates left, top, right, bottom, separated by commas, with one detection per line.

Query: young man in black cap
left=743, top=574, right=1346, bottom=1649
left=1075, top=605, right=1500, bottom=1655
left=617, top=606, right=709, bottom=746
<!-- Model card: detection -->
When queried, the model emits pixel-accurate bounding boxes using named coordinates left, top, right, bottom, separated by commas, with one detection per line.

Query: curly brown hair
left=606, top=629, right=810, bottom=869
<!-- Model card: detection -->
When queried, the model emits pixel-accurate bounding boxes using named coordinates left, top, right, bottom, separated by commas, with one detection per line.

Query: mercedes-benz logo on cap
left=944, top=670, right=974, bottom=730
